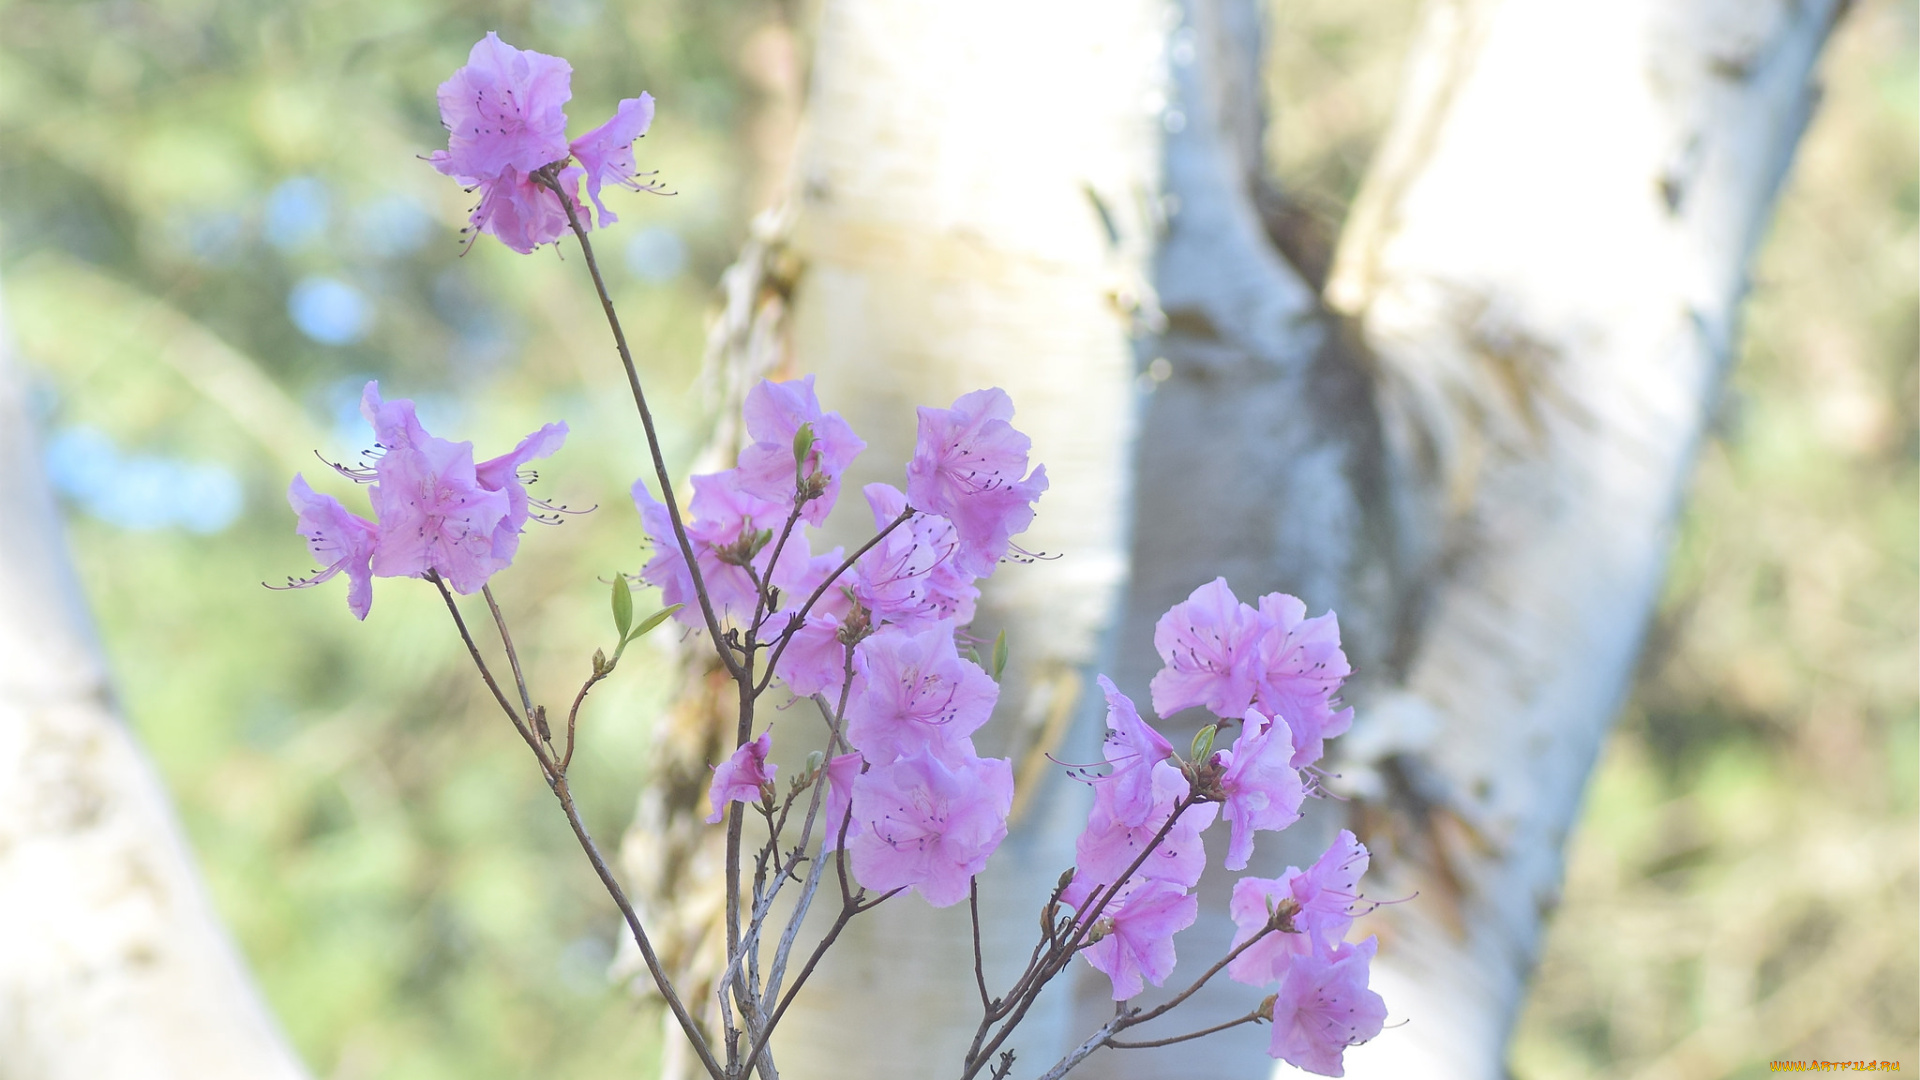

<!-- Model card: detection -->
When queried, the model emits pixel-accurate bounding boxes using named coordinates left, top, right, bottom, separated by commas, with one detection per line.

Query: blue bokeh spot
left=289, top=276, right=372, bottom=345
left=263, top=176, right=330, bottom=252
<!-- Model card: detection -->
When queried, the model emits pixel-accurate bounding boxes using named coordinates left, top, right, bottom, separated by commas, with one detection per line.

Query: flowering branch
left=272, top=33, right=1396, bottom=1080
left=534, top=165, right=742, bottom=680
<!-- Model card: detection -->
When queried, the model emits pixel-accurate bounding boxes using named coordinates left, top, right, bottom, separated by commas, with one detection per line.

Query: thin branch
left=1105, top=1010, right=1263, bottom=1050
left=538, top=167, right=742, bottom=680
left=723, top=674, right=759, bottom=1071
left=433, top=574, right=719, bottom=1077
left=756, top=508, right=915, bottom=695
left=481, top=584, right=536, bottom=721
left=551, top=774, right=729, bottom=1080
left=971, top=878, right=992, bottom=1012
left=750, top=502, right=808, bottom=645
left=764, top=673, right=860, bottom=1004
left=430, top=574, right=548, bottom=772
left=740, top=886, right=901, bottom=1072
left=561, top=662, right=611, bottom=773
left=1123, top=917, right=1281, bottom=1029
left=961, top=799, right=1203, bottom=1079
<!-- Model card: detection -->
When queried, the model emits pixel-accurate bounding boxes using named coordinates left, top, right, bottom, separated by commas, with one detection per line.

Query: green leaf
left=611, top=574, right=633, bottom=639
left=626, top=604, right=684, bottom=644
left=991, top=629, right=1009, bottom=682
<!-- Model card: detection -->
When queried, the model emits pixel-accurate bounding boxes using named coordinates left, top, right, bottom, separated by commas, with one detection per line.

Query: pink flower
left=706, top=731, right=777, bottom=823
left=734, top=376, right=867, bottom=526
left=429, top=34, right=660, bottom=252
left=1286, top=830, right=1371, bottom=947
left=819, top=752, right=863, bottom=852
left=1216, top=707, right=1305, bottom=871
left=366, top=424, right=510, bottom=595
left=287, top=384, right=567, bottom=606
left=845, top=623, right=998, bottom=765
left=1088, top=677, right=1174, bottom=827
left=1253, top=593, right=1353, bottom=769
left=906, top=388, right=1048, bottom=577
left=1149, top=578, right=1264, bottom=718
left=568, top=94, right=656, bottom=227
left=285, top=475, right=378, bottom=619
left=632, top=469, right=818, bottom=631
left=476, top=420, right=569, bottom=565
left=359, top=382, right=564, bottom=595
left=853, top=484, right=978, bottom=632
left=464, top=165, right=585, bottom=254
left=1267, top=937, right=1386, bottom=1076
left=1227, top=831, right=1371, bottom=987
left=1082, top=879, right=1198, bottom=1001
left=361, top=383, right=430, bottom=452
left=847, top=749, right=1014, bottom=907
left=773, top=611, right=854, bottom=698
left=430, top=32, right=573, bottom=183
left=1068, top=761, right=1217, bottom=903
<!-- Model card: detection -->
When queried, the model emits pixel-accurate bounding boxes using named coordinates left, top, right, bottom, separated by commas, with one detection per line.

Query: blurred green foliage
left=2, top=0, right=1914, bottom=1078
left=1, top=0, right=794, bottom=1076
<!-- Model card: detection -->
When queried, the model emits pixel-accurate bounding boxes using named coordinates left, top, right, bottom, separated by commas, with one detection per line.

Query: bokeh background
left=1, top=1, right=1913, bottom=1077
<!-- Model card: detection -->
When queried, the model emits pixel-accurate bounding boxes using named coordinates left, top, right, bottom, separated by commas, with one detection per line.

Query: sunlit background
left=1, top=1, right=1913, bottom=1077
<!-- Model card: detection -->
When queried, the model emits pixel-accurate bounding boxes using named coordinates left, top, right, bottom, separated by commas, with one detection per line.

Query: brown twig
left=1104, top=1010, right=1263, bottom=1050
left=960, top=799, right=1203, bottom=1079
left=429, top=574, right=548, bottom=773
left=481, top=584, right=536, bottom=721
left=561, top=662, right=610, bottom=773
left=755, top=508, right=915, bottom=696
left=436, top=575, right=722, bottom=1078
left=538, top=166, right=742, bottom=681
left=971, top=878, right=992, bottom=1012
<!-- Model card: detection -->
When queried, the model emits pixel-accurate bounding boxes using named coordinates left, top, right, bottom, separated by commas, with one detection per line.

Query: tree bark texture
left=642, top=0, right=1844, bottom=1076
left=0, top=286, right=311, bottom=1080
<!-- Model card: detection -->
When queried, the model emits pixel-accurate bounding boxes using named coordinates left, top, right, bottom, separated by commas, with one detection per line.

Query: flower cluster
left=282, top=382, right=567, bottom=618
left=679, top=380, right=1383, bottom=1074
left=1054, top=577, right=1377, bottom=1073
left=1227, top=832, right=1389, bottom=1075
left=676, top=378, right=1045, bottom=907
left=298, top=41, right=1398, bottom=1078
left=1152, top=577, right=1355, bottom=771
left=429, top=32, right=659, bottom=253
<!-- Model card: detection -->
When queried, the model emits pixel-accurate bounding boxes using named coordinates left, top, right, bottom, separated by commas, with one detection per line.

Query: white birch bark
left=1316, top=3, right=1843, bottom=1077
left=0, top=284, right=311, bottom=1080
left=761, top=2, right=1171, bottom=1074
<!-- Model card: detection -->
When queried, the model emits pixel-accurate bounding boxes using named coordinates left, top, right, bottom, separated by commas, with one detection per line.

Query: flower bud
left=1190, top=723, right=1218, bottom=763
left=792, top=421, right=816, bottom=474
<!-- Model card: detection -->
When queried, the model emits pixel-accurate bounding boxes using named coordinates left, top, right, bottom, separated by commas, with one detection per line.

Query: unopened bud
left=1257, top=993, right=1277, bottom=1022
left=1190, top=723, right=1218, bottom=763
left=593, top=647, right=608, bottom=675
left=792, top=422, right=816, bottom=471
left=804, top=750, right=826, bottom=777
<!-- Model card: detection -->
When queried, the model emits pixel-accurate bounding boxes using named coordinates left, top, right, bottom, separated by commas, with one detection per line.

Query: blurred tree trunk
left=0, top=278, right=311, bottom=1078
left=628, top=0, right=1845, bottom=1078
